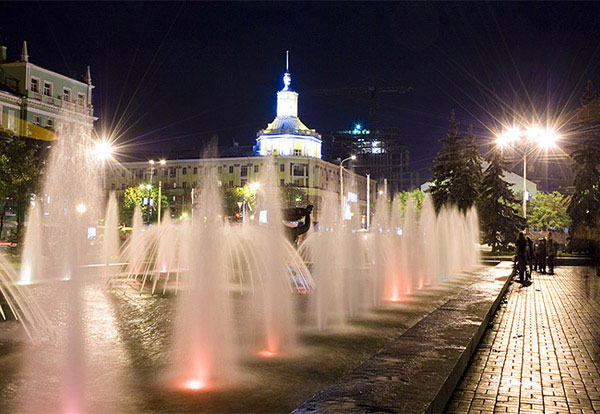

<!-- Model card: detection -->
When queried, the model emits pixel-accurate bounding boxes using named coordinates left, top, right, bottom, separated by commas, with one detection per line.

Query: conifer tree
left=478, top=148, right=526, bottom=253
left=568, top=80, right=600, bottom=253
left=430, top=111, right=482, bottom=212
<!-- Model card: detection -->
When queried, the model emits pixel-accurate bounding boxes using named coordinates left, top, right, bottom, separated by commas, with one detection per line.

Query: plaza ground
left=448, top=267, right=600, bottom=414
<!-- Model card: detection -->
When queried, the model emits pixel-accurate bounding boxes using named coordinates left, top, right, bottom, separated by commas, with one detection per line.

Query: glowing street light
left=76, top=203, right=87, bottom=214
left=93, top=140, right=114, bottom=161
left=159, top=159, right=166, bottom=166
left=495, top=124, right=560, bottom=217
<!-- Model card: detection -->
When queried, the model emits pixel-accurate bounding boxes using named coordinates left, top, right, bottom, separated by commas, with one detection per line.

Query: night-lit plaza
left=1, top=2, right=599, bottom=413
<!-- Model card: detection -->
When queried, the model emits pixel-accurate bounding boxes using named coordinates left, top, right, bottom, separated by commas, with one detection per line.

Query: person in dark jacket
left=515, top=232, right=528, bottom=283
left=526, top=236, right=535, bottom=280
left=536, top=238, right=546, bottom=274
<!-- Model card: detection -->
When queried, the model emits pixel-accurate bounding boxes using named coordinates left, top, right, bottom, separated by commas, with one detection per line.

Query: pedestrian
left=526, top=236, right=535, bottom=280
left=515, top=232, right=528, bottom=283
left=536, top=238, right=547, bottom=274
left=547, top=233, right=557, bottom=275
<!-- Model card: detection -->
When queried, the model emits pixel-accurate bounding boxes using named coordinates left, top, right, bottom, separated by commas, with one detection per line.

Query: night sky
left=2, top=2, right=600, bottom=182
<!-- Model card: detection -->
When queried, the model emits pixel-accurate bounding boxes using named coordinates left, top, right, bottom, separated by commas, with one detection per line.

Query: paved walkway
left=447, top=267, right=600, bottom=414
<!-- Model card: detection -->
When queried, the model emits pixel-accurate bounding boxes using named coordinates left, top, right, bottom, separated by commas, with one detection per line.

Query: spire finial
left=286, top=50, right=289, bottom=72
left=85, top=65, right=92, bottom=85
left=21, top=40, right=29, bottom=62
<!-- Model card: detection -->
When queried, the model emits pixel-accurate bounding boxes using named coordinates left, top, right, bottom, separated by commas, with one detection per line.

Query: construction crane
left=310, top=85, right=413, bottom=131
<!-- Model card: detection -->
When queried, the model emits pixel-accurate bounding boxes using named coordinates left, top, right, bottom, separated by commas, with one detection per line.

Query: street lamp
left=340, top=155, right=357, bottom=221
left=93, top=139, right=114, bottom=191
left=495, top=125, right=559, bottom=218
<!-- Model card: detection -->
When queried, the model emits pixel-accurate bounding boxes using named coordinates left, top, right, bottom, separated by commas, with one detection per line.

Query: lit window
left=30, top=77, right=39, bottom=93
left=173, top=182, right=177, bottom=188
left=7, top=110, right=16, bottom=131
left=62, top=88, right=71, bottom=102
left=43, top=81, right=52, bottom=96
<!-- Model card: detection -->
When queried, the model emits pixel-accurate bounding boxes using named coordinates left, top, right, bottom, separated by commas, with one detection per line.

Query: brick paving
left=447, top=267, right=600, bottom=414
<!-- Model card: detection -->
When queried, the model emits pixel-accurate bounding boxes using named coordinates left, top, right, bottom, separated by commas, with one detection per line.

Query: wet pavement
left=447, top=267, right=600, bottom=414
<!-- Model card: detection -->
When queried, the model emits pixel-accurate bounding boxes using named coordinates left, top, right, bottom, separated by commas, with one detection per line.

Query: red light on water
left=257, top=350, right=277, bottom=358
left=181, top=379, right=207, bottom=390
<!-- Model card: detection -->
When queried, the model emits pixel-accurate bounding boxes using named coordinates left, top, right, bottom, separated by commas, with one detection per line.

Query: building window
left=170, top=168, right=176, bottom=178
left=280, top=164, right=285, bottom=172
left=193, top=167, right=197, bottom=174
left=77, top=93, right=86, bottom=106
left=293, top=164, right=306, bottom=177
left=280, top=179, right=285, bottom=186
left=30, top=77, right=40, bottom=93
left=294, top=149, right=302, bottom=156
left=43, top=81, right=52, bottom=96
left=163, top=169, right=168, bottom=176
left=32, top=115, right=41, bottom=125
left=254, top=165, right=259, bottom=173
left=7, top=110, right=16, bottom=131
left=229, top=166, right=234, bottom=174
left=121, top=183, right=126, bottom=190
left=218, top=166, right=222, bottom=174
left=46, top=119, right=54, bottom=129
left=173, top=182, right=177, bottom=188
left=241, top=165, right=248, bottom=177
left=228, top=180, right=233, bottom=187
left=111, top=183, right=116, bottom=190
left=241, top=178, right=247, bottom=186
left=182, top=182, right=187, bottom=189
left=62, top=88, right=71, bottom=102
left=182, top=167, right=187, bottom=175
left=192, top=181, right=197, bottom=188
left=121, top=170, right=126, bottom=177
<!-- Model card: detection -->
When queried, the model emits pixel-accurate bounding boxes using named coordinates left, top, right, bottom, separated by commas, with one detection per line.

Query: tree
left=478, top=149, right=526, bottom=253
left=0, top=134, right=43, bottom=240
left=568, top=80, right=600, bottom=253
left=121, top=185, right=168, bottom=224
left=221, top=184, right=261, bottom=219
left=430, top=111, right=482, bottom=212
left=528, top=191, right=570, bottom=231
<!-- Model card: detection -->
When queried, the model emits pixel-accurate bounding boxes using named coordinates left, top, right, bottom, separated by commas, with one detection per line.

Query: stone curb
left=293, top=263, right=513, bottom=414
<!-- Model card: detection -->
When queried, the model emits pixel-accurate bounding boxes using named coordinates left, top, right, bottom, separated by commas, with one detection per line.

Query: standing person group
left=531, top=233, right=558, bottom=275
left=515, top=232, right=559, bottom=284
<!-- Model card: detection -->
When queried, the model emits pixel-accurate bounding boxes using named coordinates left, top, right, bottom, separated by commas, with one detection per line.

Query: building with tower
left=106, top=54, right=375, bottom=223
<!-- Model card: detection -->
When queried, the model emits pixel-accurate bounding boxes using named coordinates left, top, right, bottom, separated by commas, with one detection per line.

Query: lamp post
left=495, top=125, right=558, bottom=218
left=158, top=159, right=166, bottom=225
left=93, top=139, right=114, bottom=191
left=339, top=155, right=357, bottom=221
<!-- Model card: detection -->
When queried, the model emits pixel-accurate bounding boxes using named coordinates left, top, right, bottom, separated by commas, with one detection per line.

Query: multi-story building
left=0, top=41, right=95, bottom=140
left=322, top=125, right=420, bottom=194
left=107, top=61, right=376, bottom=223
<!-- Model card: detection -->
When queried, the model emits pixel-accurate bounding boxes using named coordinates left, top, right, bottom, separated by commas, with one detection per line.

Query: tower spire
left=85, top=65, right=92, bottom=85
left=286, top=50, right=289, bottom=72
left=21, top=40, right=29, bottom=62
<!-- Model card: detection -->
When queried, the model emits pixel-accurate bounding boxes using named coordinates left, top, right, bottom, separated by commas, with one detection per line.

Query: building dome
left=256, top=54, right=322, bottom=158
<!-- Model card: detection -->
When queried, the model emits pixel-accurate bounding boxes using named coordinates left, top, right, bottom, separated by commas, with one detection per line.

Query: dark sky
left=2, top=2, right=600, bottom=181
